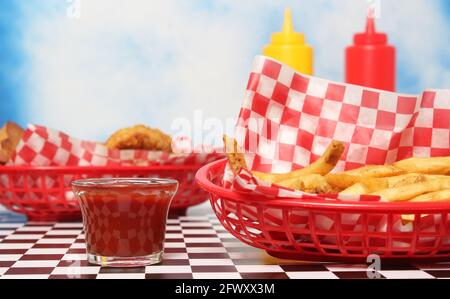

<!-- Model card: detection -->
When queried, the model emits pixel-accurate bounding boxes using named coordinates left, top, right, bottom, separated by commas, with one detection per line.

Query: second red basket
left=0, top=164, right=208, bottom=221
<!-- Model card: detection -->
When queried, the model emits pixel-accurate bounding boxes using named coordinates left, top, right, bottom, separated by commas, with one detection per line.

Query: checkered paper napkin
left=221, top=56, right=450, bottom=243
left=225, top=55, right=450, bottom=199
left=1, top=125, right=224, bottom=204
left=9, top=124, right=223, bottom=167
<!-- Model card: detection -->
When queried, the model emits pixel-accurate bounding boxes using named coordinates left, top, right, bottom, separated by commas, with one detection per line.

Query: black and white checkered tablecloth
left=0, top=212, right=449, bottom=279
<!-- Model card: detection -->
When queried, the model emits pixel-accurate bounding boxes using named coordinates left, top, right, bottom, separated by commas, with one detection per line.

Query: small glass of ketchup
left=72, top=178, right=178, bottom=267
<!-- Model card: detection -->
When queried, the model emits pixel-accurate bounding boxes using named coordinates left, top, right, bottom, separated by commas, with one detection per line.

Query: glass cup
left=72, top=178, right=178, bottom=267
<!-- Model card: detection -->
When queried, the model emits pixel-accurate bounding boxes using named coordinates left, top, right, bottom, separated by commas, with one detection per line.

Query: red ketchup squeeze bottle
left=345, top=15, right=396, bottom=91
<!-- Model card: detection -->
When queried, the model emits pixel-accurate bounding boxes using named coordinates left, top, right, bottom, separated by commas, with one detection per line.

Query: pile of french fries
left=224, top=136, right=450, bottom=203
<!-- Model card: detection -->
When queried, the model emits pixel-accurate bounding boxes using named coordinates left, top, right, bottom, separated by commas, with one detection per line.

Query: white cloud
left=19, top=0, right=450, bottom=143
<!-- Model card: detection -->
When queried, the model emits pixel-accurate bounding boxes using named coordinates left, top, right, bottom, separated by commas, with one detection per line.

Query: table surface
left=0, top=212, right=449, bottom=279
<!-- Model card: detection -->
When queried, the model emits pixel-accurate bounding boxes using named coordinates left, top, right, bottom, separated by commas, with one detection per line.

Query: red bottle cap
left=354, top=16, right=387, bottom=45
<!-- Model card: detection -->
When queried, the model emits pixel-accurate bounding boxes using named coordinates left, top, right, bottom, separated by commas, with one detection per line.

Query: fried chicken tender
left=0, top=121, right=24, bottom=164
left=105, top=125, right=172, bottom=152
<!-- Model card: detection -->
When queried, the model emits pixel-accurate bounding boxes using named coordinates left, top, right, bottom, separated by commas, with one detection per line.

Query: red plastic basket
left=196, top=159, right=450, bottom=263
left=0, top=164, right=209, bottom=221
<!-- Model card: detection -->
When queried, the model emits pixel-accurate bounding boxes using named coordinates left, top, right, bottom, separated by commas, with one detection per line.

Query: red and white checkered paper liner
left=0, top=124, right=223, bottom=203
left=9, top=124, right=223, bottom=167
left=226, top=56, right=450, bottom=196
left=222, top=56, right=450, bottom=242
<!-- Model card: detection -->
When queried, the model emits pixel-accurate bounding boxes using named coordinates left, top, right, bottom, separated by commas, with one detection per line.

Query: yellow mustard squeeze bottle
left=263, top=8, right=314, bottom=75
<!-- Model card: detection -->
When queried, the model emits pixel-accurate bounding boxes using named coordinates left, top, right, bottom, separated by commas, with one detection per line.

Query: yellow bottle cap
left=270, top=8, right=305, bottom=44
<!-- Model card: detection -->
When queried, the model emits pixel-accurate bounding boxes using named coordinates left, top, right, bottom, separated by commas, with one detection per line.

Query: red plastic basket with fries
left=197, top=159, right=450, bottom=262
left=196, top=56, right=450, bottom=262
left=0, top=125, right=224, bottom=221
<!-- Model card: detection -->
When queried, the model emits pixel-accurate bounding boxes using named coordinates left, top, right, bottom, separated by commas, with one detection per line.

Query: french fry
left=223, top=135, right=248, bottom=174
left=401, top=214, right=416, bottom=222
left=394, top=156, right=450, bottom=175
left=371, top=178, right=450, bottom=202
left=344, top=165, right=406, bottom=178
left=325, top=165, right=406, bottom=190
left=340, top=183, right=371, bottom=195
left=424, top=174, right=450, bottom=180
left=275, top=177, right=305, bottom=191
left=325, top=173, right=360, bottom=190
left=223, top=137, right=344, bottom=191
left=387, top=173, right=427, bottom=187
left=252, top=141, right=345, bottom=183
left=277, top=174, right=333, bottom=194
left=224, top=134, right=450, bottom=202
left=302, top=175, right=334, bottom=194
left=401, top=190, right=450, bottom=222
left=409, top=190, right=450, bottom=203
left=360, top=173, right=426, bottom=192
left=339, top=174, right=423, bottom=195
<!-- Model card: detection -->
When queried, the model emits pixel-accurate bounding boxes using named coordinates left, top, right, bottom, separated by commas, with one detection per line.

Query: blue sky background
left=0, top=1, right=25, bottom=125
left=0, top=0, right=450, bottom=143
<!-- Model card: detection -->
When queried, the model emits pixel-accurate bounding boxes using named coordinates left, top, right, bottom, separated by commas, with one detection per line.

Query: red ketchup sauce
left=73, top=179, right=178, bottom=257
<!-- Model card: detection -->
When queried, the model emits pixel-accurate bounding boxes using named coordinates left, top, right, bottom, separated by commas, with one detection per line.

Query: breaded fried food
left=106, top=125, right=172, bottom=152
left=0, top=121, right=24, bottom=164
left=277, top=174, right=334, bottom=194
left=223, top=135, right=248, bottom=174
